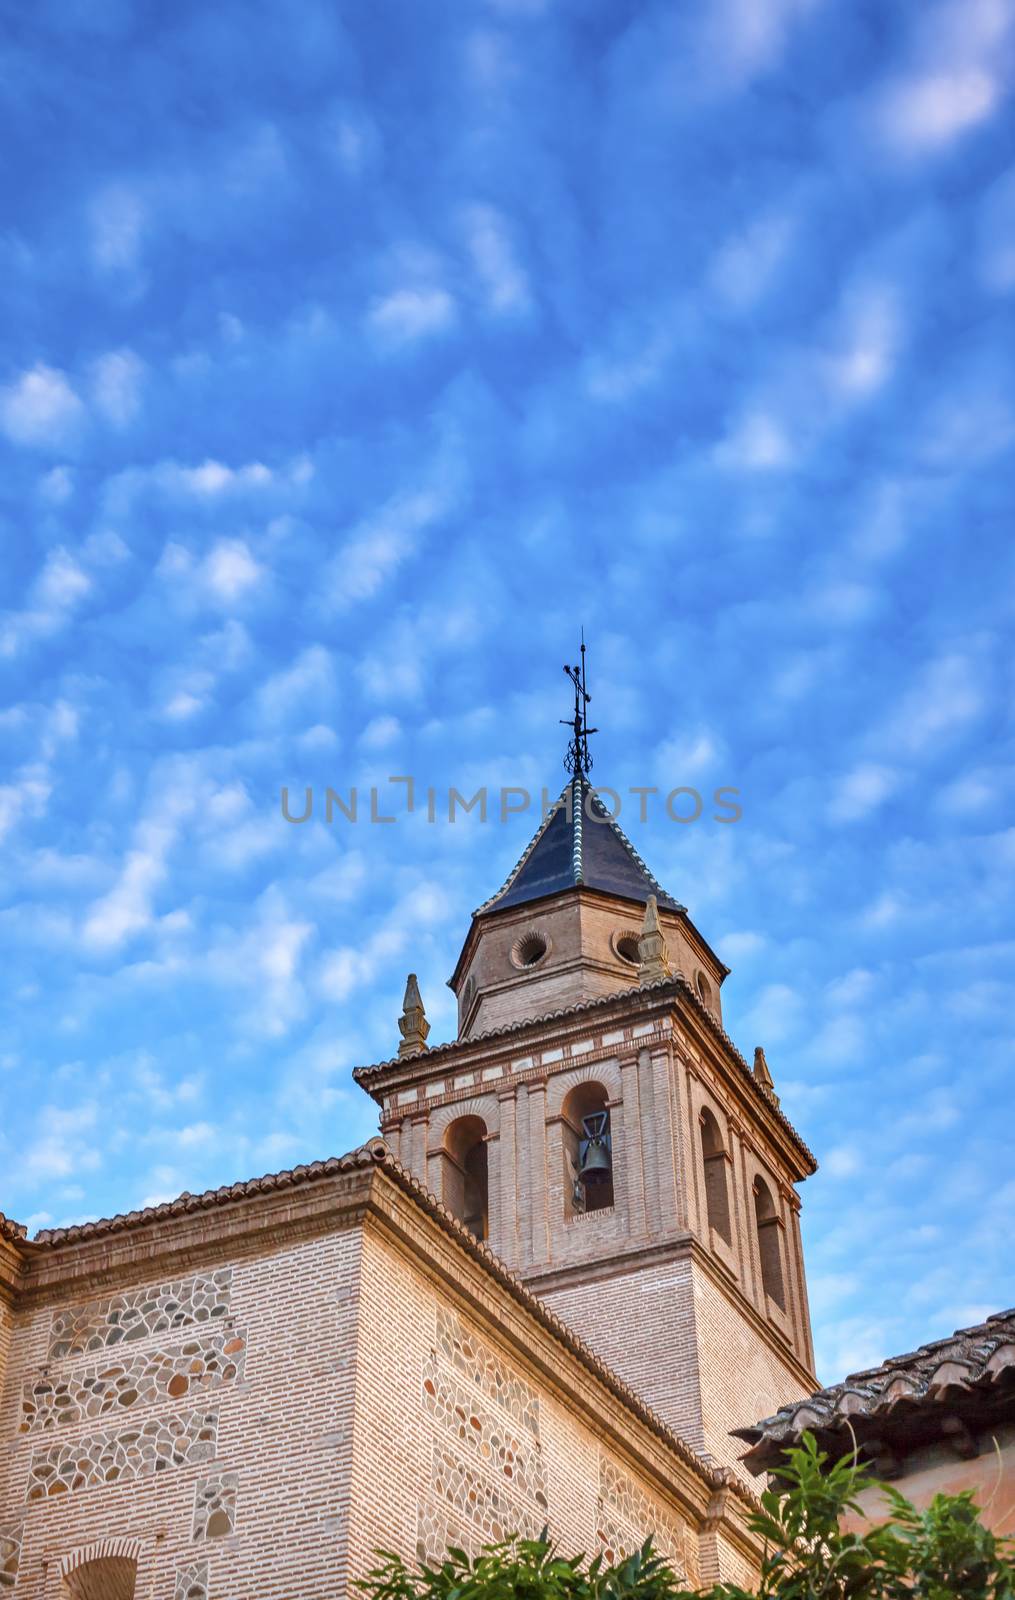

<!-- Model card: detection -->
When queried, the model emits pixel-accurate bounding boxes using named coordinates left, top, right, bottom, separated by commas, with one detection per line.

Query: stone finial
left=753, top=1045, right=779, bottom=1104
left=637, top=894, right=671, bottom=984
left=398, top=973, right=430, bottom=1058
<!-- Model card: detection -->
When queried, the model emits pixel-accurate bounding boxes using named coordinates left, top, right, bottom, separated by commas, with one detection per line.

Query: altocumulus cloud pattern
left=1, top=0, right=1014, bottom=1384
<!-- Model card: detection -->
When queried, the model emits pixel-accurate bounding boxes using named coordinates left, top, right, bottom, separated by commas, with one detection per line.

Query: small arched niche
left=561, top=1080, right=614, bottom=1215
left=699, top=1106, right=732, bottom=1246
left=442, top=1114, right=489, bottom=1240
left=62, top=1558, right=137, bottom=1600
left=753, top=1175, right=786, bottom=1310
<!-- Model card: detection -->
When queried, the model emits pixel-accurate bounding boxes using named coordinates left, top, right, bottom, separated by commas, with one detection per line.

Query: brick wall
left=0, top=1227, right=364, bottom=1600
left=346, top=1220, right=704, bottom=1585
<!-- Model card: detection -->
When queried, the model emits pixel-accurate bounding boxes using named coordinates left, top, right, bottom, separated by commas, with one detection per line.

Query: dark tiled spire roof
left=477, top=777, right=685, bottom=916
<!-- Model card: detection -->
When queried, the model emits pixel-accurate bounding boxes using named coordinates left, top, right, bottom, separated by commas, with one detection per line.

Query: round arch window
left=511, top=930, right=549, bottom=969
left=696, top=970, right=713, bottom=1008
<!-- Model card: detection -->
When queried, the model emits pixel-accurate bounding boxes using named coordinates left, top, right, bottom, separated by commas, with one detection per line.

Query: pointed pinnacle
left=637, top=894, right=671, bottom=984
left=398, top=972, right=430, bottom=1058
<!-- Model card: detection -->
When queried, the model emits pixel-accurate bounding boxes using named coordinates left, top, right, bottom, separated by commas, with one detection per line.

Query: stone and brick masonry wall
left=0, top=1169, right=760, bottom=1598
left=345, top=1223, right=701, bottom=1588
left=0, top=1230, right=363, bottom=1600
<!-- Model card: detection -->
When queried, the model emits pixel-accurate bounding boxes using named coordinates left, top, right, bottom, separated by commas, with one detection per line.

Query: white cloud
left=714, top=411, right=792, bottom=470
left=20, top=1104, right=100, bottom=1181
left=697, top=0, right=822, bottom=90
left=35, top=548, right=91, bottom=610
left=328, top=486, right=456, bottom=608
left=90, top=184, right=145, bottom=272
left=83, top=847, right=168, bottom=949
left=0, top=364, right=84, bottom=447
left=741, top=983, right=804, bottom=1044
left=157, top=538, right=265, bottom=606
left=361, top=715, right=402, bottom=750
left=203, top=539, right=263, bottom=601
left=464, top=204, right=530, bottom=314
left=257, top=645, right=335, bottom=722
left=711, top=212, right=796, bottom=308
left=824, top=1144, right=863, bottom=1179
left=879, top=69, right=999, bottom=153
left=884, top=653, right=983, bottom=755
left=0, top=547, right=93, bottom=658
left=92, top=348, right=145, bottom=427
left=170, top=459, right=273, bottom=496
left=828, top=764, right=900, bottom=823
left=584, top=332, right=672, bottom=405
left=826, top=288, right=900, bottom=398
left=368, top=286, right=456, bottom=342
left=39, top=465, right=74, bottom=504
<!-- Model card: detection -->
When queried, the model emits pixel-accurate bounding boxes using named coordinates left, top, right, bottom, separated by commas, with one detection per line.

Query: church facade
left=0, top=763, right=819, bottom=1600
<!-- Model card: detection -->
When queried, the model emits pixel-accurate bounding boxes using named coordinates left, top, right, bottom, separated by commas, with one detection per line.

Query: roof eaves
left=31, top=1142, right=387, bottom=1247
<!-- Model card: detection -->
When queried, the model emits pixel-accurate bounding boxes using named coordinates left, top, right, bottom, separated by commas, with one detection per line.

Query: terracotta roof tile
left=0, top=1209, right=27, bottom=1244
left=734, top=1307, right=1015, bottom=1474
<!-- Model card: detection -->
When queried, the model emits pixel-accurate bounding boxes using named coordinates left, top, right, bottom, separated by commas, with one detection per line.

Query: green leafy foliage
left=358, top=1434, right=1014, bottom=1600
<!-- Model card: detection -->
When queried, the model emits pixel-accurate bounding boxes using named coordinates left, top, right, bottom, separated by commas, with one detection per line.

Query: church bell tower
left=354, top=649, right=817, bottom=1478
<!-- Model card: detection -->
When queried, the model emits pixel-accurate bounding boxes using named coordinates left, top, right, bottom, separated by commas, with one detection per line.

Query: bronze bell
left=578, top=1111, right=612, bottom=1185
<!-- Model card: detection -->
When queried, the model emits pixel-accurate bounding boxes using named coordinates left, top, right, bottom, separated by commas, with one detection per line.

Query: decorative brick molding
left=21, top=1330, right=245, bottom=1432
left=27, top=1409, right=218, bottom=1499
left=48, top=1270, right=232, bottom=1360
left=192, top=1471, right=238, bottom=1540
left=60, top=1538, right=144, bottom=1578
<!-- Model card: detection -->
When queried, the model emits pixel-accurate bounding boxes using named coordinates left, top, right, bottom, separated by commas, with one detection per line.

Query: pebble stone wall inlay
left=0, top=1522, right=22, bottom=1591
left=419, top=1308, right=546, bottom=1563
left=49, top=1270, right=232, bottom=1360
left=431, top=1444, right=541, bottom=1544
left=174, top=1559, right=210, bottom=1600
left=596, top=1455, right=693, bottom=1582
left=192, top=1471, right=238, bottom=1540
left=27, top=1409, right=218, bottom=1500
left=49, top=1267, right=230, bottom=1356
left=435, top=1308, right=540, bottom=1437
left=21, top=1331, right=245, bottom=1433
left=422, top=1361, right=547, bottom=1508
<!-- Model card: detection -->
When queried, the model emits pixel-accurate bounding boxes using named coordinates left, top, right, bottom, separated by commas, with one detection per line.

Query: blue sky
left=2, top=0, right=1014, bottom=1388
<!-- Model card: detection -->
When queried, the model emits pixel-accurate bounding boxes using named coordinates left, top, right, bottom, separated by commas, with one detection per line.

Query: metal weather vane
left=561, top=630, right=598, bottom=776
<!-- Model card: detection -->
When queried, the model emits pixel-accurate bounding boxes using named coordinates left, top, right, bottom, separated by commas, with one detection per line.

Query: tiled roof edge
left=32, top=1142, right=388, bottom=1246
left=0, top=1210, right=28, bottom=1244
left=734, top=1307, right=1015, bottom=1463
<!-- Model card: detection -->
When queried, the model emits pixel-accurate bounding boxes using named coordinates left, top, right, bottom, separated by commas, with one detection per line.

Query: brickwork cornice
left=12, top=1151, right=381, bottom=1305
left=364, top=977, right=814, bottom=1181
left=0, top=1233, right=25, bottom=1308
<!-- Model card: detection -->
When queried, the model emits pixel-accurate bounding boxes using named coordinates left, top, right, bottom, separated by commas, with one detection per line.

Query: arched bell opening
left=561, top=1080, right=614, bottom=1215
left=753, top=1175, right=785, bottom=1310
left=62, top=1558, right=138, bottom=1600
left=699, top=1106, right=732, bottom=1246
left=443, top=1114, right=489, bottom=1240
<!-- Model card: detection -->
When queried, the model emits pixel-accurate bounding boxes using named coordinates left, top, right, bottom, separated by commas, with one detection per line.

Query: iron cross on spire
left=561, top=631, right=598, bottom=776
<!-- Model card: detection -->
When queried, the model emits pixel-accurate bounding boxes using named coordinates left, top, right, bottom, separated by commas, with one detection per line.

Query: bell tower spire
left=355, top=646, right=818, bottom=1481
